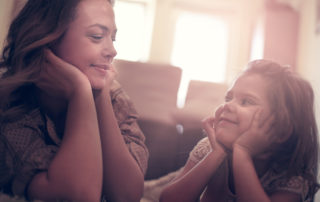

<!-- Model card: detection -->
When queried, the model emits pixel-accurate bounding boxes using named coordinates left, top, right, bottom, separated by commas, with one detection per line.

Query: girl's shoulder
left=189, top=137, right=211, bottom=164
left=261, top=167, right=316, bottom=201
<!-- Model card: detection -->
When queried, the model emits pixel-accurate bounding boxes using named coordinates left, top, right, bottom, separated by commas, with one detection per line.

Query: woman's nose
left=102, top=40, right=117, bottom=61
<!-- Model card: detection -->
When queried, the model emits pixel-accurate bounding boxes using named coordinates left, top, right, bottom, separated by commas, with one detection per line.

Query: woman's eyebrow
left=87, top=24, right=117, bottom=35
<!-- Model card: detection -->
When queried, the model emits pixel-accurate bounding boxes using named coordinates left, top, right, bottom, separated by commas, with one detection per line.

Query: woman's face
left=53, top=0, right=117, bottom=89
left=214, top=74, right=272, bottom=149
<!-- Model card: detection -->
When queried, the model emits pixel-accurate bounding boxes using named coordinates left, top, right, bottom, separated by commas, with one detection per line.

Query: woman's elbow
left=68, top=182, right=102, bottom=202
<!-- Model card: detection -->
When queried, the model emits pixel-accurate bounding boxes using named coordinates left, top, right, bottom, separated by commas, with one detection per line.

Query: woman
left=0, top=0, right=148, bottom=201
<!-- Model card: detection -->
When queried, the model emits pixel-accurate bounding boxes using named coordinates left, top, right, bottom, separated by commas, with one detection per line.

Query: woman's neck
left=36, top=88, right=67, bottom=120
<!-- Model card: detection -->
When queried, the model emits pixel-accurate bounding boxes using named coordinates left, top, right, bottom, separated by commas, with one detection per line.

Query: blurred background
left=0, top=0, right=320, bottom=199
left=3, top=0, right=318, bottom=110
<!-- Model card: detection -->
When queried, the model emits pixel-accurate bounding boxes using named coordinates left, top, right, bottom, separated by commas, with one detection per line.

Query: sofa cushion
left=114, top=59, right=182, bottom=125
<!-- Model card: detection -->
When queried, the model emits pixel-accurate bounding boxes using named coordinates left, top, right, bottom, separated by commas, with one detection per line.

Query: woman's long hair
left=243, top=60, right=319, bottom=197
left=0, top=0, right=115, bottom=122
left=0, top=0, right=82, bottom=121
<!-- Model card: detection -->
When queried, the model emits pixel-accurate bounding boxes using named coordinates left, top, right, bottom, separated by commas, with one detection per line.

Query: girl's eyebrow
left=239, top=92, right=260, bottom=101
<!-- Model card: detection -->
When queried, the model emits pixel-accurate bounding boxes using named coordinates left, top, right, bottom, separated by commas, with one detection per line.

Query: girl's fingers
left=202, top=116, right=217, bottom=146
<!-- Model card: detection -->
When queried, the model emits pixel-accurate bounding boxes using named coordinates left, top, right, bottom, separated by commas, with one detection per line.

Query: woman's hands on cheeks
left=93, top=63, right=117, bottom=98
left=36, top=49, right=91, bottom=100
left=233, top=109, right=276, bottom=157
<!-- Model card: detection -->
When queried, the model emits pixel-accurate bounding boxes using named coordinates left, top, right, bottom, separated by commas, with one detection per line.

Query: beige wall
left=297, top=0, right=320, bottom=199
left=297, top=0, right=320, bottom=135
left=148, top=0, right=264, bottom=83
left=0, top=0, right=14, bottom=52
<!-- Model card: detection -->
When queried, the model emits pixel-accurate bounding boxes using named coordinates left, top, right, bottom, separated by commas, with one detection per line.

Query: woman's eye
left=90, top=35, right=103, bottom=41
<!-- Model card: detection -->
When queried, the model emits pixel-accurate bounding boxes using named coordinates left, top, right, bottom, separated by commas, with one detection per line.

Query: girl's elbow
left=159, top=189, right=172, bottom=202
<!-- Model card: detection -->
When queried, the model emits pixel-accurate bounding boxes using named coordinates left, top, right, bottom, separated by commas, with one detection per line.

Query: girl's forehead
left=229, top=74, right=270, bottom=97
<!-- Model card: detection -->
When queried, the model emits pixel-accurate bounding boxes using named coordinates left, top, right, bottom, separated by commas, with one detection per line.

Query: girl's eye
left=241, top=98, right=254, bottom=106
left=225, top=95, right=232, bottom=102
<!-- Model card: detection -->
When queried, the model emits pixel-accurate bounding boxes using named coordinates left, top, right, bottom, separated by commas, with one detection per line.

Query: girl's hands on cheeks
left=233, top=109, right=275, bottom=157
left=36, top=49, right=91, bottom=100
left=202, top=116, right=227, bottom=155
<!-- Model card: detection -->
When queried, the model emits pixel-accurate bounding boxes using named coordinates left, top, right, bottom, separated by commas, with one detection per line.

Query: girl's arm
left=28, top=50, right=103, bottom=201
left=160, top=150, right=227, bottom=202
left=232, top=110, right=300, bottom=202
left=160, top=117, right=227, bottom=202
left=232, top=145, right=300, bottom=202
left=94, top=67, right=144, bottom=202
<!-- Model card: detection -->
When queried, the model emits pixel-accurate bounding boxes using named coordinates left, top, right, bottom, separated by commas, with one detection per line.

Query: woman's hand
left=202, top=116, right=227, bottom=155
left=36, top=49, right=91, bottom=100
left=93, top=63, right=117, bottom=98
left=233, top=109, right=276, bottom=157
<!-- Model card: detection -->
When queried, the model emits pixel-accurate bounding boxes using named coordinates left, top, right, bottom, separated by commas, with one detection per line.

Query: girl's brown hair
left=243, top=59, right=319, bottom=197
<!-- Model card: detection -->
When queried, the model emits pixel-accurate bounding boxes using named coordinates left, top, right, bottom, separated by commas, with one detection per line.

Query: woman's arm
left=28, top=50, right=103, bottom=201
left=94, top=80, right=145, bottom=202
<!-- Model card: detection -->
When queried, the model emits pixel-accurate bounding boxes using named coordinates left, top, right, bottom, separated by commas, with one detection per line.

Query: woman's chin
left=90, top=80, right=106, bottom=90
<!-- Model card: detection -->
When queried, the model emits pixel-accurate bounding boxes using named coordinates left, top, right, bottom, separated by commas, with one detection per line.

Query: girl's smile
left=214, top=73, right=272, bottom=149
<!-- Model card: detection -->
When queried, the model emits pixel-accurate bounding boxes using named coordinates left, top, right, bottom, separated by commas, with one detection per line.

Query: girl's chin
left=216, top=131, right=239, bottom=149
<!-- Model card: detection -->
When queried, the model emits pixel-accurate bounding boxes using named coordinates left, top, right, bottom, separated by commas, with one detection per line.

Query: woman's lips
left=91, top=64, right=110, bottom=74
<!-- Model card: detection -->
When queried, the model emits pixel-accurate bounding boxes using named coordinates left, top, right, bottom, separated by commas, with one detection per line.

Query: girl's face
left=214, top=74, right=272, bottom=149
left=53, top=0, right=117, bottom=90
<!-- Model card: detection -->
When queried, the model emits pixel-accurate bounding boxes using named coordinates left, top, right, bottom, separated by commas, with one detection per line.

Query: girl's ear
left=275, top=125, right=293, bottom=144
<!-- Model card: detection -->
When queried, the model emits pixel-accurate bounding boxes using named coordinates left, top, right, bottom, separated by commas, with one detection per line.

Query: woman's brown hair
left=0, top=0, right=114, bottom=121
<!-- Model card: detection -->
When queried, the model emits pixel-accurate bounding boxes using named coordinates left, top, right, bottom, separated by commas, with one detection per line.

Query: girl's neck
left=253, top=155, right=272, bottom=177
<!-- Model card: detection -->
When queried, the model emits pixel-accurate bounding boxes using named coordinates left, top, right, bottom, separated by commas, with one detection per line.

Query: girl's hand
left=233, top=109, right=275, bottom=157
left=202, top=116, right=227, bottom=155
left=36, top=49, right=91, bottom=99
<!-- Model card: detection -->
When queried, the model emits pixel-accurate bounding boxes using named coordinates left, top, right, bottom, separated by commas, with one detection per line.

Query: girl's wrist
left=216, top=139, right=231, bottom=155
left=232, top=143, right=252, bottom=158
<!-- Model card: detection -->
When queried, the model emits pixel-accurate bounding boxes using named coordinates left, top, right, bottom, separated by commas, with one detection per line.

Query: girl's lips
left=218, top=118, right=238, bottom=126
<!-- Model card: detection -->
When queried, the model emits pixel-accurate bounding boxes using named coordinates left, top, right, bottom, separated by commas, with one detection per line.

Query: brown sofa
left=114, top=59, right=227, bottom=180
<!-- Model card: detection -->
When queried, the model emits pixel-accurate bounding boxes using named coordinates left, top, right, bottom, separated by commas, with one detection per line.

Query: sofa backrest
left=114, top=59, right=182, bottom=124
left=174, top=80, right=228, bottom=129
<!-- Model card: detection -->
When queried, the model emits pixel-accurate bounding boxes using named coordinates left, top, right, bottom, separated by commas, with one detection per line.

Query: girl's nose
left=222, top=101, right=235, bottom=112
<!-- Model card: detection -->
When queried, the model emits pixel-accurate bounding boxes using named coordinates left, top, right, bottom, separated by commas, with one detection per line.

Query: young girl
left=0, top=0, right=148, bottom=201
left=160, top=59, right=319, bottom=202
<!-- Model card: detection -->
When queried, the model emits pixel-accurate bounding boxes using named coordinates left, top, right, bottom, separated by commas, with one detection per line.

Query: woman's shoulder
left=1, top=108, right=44, bottom=130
